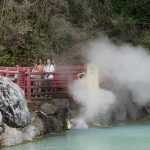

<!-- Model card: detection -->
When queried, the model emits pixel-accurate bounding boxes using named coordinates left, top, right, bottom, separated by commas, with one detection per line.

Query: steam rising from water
left=69, top=77, right=116, bottom=128
left=69, top=37, right=150, bottom=128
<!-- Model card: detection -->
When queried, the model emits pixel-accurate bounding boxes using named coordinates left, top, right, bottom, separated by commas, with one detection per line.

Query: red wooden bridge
left=0, top=66, right=86, bottom=100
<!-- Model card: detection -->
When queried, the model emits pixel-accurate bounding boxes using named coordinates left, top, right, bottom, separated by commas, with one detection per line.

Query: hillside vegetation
left=0, top=0, right=150, bottom=66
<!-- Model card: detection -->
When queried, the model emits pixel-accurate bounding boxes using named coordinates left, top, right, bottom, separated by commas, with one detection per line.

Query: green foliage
left=0, top=0, right=150, bottom=66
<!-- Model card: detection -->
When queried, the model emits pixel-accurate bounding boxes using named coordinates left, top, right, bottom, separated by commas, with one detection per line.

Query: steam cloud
left=83, top=37, right=150, bottom=105
left=69, top=77, right=116, bottom=128
left=69, top=36, right=150, bottom=128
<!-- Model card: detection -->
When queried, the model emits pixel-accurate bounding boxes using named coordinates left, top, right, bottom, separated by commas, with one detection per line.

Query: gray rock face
left=98, top=104, right=116, bottom=127
left=0, top=124, right=23, bottom=146
left=41, top=103, right=56, bottom=115
left=110, top=89, right=137, bottom=122
left=0, top=76, right=31, bottom=127
left=126, top=97, right=136, bottom=120
left=52, top=98, right=69, bottom=107
left=31, top=117, right=45, bottom=135
left=22, top=125, right=39, bottom=141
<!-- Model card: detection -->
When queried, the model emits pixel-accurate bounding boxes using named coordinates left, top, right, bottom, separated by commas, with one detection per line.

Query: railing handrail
left=0, top=66, right=86, bottom=100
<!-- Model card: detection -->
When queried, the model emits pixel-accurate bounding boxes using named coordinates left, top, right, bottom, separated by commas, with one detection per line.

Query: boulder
left=98, top=104, right=116, bottom=127
left=126, top=97, right=136, bottom=120
left=22, top=125, right=39, bottom=141
left=41, top=103, right=56, bottom=115
left=47, top=116, right=60, bottom=132
left=31, top=116, right=45, bottom=135
left=114, top=92, right=137, bottom=122
left=39, top=101, right=69, bottom=132
left=0, top=76, right=31, bottom=127
left=52, top=98, right=69, bottom=108
left=0, top=124, right=23, bottom=146
left=35, top=111, right=51, bottom=133
left=56, top=107, right=69, bottom=130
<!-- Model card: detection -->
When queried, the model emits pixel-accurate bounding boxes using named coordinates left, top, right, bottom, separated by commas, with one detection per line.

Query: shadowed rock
left=56, top=108, right=69, bottom=129
left=40, top=100, right=69, bottom=132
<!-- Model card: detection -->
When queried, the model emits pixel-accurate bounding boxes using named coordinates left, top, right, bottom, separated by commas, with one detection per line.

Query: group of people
left=31, top=57, right=56, bottom=98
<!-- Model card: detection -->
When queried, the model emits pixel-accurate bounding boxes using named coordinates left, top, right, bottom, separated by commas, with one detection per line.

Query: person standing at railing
left=43, top=58, right=55, bottom=98
left=32, top=58, right=44, bottom=97
left=51, top=57, right=56, bottom=67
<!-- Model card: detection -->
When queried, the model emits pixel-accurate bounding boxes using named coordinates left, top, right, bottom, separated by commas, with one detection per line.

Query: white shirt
left=43, top=65, right=55, bottom=79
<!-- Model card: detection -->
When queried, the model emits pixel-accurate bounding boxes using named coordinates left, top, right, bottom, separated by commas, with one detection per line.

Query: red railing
left=0, top=66, right=86, bottom=100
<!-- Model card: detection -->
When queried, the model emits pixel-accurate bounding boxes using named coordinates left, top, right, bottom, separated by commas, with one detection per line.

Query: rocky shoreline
left=1, top=76, right=150, bottom=147
left=0, top=76, right=71, bottom=147
left=0, top=98, right=71, bottom=147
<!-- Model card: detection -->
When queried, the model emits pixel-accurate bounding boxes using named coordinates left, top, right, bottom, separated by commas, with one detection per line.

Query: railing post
left=26, top=69, right=31, bottom=100
left=67, top=67, right=71, bottom=84
left=54, top=72, right=56, bottom=92
left=16, top=66, right=20, bottom=85
left=17, top=70, right=25, bottom=91
left=54, top=66, right=57, bottom=92
left=66, top=67, right=71, bottom=98
left=5, top=67, right=9, bottom=77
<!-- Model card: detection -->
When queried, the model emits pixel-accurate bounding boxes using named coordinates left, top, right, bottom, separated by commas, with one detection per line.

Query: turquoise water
left=2, top=121, right=150, bottom=150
